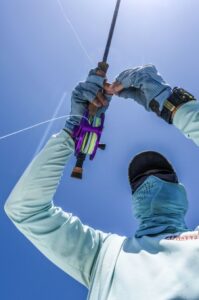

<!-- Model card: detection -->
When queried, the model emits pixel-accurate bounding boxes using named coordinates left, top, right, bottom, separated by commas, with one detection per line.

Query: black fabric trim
left=149, top=87, right=196, bottom=124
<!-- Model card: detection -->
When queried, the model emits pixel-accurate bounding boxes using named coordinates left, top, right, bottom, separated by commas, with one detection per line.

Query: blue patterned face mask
left=132, top=176, right=189, bottom=238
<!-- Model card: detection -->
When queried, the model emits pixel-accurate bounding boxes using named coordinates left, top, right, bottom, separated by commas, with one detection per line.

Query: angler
left=4, top=0, right=199, bottom=298
left=4, top=62, right=199, bottom=299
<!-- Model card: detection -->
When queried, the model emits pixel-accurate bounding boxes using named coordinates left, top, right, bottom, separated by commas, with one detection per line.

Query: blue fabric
left=116, top=64, right=172, bottom=111
left=132, top=175, right=189, bottom=238
left=65, top=69, right=111, bottom=133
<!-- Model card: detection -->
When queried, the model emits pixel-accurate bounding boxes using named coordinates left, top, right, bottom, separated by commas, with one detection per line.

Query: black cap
left=128, top=151, right=178, bottom=192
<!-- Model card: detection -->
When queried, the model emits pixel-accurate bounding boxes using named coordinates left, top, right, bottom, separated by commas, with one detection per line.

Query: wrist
left=63, top=128, right=75, bottom=141
left=65, top=119, right=75, bottom=135
left=149, top=87, right=196, bottom=124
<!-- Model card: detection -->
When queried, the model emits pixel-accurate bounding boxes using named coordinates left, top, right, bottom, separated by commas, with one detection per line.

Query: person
left=4, top=64, right=199, bottom=300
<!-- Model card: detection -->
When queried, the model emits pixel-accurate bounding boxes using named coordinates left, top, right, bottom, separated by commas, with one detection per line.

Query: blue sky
left=1, top=0, right=199, bottom=299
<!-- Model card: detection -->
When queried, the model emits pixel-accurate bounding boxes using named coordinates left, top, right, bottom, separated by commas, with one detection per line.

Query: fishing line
left=2, top=0, right=93, bottom=144
left=56, top=0, right=94, bottom=65
left=0, top=114, right=88, bottom=142
left=1, top=1, right=112, bottom=146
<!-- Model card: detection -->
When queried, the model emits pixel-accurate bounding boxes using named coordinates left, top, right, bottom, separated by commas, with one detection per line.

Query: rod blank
left=103, top=0, right=122, bottom=63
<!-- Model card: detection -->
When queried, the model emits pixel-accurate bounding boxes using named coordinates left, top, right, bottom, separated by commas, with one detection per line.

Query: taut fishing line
left=32, top=0, right=93, bottom=151
left=0, top=114, right=88, bottom=142
left=56, top=0, right=94, bottom=65
left=2, top=1, right=92, bottom=143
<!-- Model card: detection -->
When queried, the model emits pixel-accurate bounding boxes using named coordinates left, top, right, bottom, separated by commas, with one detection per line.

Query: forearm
left=173, top=101, right=199, bottom=146
left=4, top=69, right=112, bottom=287
left=4, top=130, right=107, bottom=287
left=4, top=129, right=74, bottom=223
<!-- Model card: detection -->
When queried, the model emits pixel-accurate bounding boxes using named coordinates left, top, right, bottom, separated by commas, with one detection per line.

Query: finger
left=88, top=103, right=98, bottom=116
left=92, top=97, right=103, bottom=108
left=109, top=82, right=124, bottom=94
left=103, top=83, right=114, bottom=95
left=96, top=91, right=108, bottom=106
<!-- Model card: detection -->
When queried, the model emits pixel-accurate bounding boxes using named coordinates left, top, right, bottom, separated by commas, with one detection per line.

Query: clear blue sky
left=1, top=0, right=199, bottom=299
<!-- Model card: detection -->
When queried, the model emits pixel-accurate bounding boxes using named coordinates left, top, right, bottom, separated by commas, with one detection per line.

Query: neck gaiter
left=132, top=176, right=189, bottom=238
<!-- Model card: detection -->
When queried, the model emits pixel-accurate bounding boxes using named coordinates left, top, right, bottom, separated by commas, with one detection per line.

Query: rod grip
left=98, top=62, right=109, bottom=74
left=88, top=103, right=98, bottom=116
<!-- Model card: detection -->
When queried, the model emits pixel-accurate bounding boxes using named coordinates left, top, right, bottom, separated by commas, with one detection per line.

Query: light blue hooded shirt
left=4, top=95, right=199, bottom=298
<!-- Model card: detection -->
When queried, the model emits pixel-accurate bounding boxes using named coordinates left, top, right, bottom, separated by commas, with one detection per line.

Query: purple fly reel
left=72, top=110, right=105, bottom=160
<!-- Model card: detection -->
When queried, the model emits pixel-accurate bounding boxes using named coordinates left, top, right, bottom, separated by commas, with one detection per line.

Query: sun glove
left=65, top=69, right=112, bottom=133
left=115, top=64, right=172, bottom=112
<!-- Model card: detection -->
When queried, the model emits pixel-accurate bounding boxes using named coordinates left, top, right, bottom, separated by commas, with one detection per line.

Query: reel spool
left=71, top=111, right=106, bottom=179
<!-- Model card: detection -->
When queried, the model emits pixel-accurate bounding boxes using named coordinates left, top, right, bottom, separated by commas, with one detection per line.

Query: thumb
left=104, top=82, right=124, bottom=95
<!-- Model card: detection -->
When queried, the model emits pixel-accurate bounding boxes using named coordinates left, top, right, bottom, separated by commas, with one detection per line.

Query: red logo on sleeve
left=165, top=232, right=199, bottom=241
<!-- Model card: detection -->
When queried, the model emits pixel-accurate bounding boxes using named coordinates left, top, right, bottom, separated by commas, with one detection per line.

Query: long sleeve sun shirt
left=4, top=101, right=199, bottom=300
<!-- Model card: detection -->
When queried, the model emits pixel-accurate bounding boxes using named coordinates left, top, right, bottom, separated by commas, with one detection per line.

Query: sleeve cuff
left=173, top=101, right=198, bottom=128
left=87, top=69, right=106, bottom=87
left=87, top=75, right=106, bottom=87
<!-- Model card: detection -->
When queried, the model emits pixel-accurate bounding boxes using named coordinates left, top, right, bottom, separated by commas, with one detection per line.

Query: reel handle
left=71, top=153, right=86, bottom=179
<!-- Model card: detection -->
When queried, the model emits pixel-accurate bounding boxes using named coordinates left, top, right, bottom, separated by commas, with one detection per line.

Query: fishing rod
left=71, top=0, right=122, bottom=179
